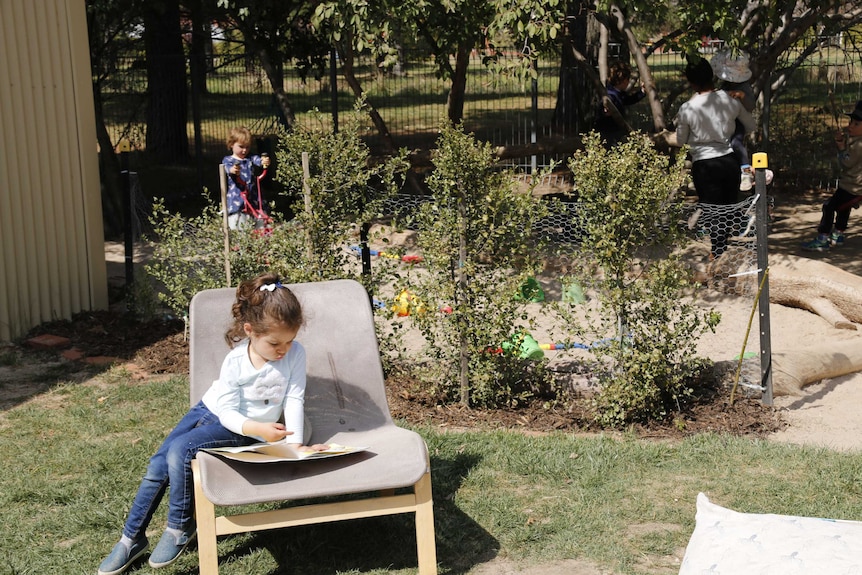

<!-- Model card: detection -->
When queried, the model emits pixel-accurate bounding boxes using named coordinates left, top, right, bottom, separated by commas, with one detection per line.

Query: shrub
left=275, top=107, right=408, bottom=285
left=397, top=123, right=553, bottom=408
left=144, top=196, right=315, bottom=318
left=145, top=107, right=407, bottom=319
left=144, top=197, right=232, bottom=318
left=563, top=132, right=720, bottom=426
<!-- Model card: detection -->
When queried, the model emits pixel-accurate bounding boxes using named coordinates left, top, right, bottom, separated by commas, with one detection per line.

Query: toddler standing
left=711, top=50, right=757, bottom=190
left=223, top=126, right=271, bottom=230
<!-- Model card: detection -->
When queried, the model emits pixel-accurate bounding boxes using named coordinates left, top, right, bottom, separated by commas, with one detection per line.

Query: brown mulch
left=20, top=310, right=785, bottom=440
left=384, top=369, right=785, bottom=438
left=24, top=310, right=190, bottom=375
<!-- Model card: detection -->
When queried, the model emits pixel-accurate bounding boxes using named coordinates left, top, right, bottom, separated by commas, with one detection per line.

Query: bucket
left=502, top=332, right=545, bottom=361
left=561, top=278, right=586, bottom=304
left=516, top=277, right=545, bottom=302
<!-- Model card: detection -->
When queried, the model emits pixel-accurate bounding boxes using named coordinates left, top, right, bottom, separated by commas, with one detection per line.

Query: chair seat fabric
left=197, top=426, right=429, bottom=506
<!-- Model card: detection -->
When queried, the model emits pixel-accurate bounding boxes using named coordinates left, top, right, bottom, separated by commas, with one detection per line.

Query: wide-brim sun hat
left=710, top=49, right=752, bottom=83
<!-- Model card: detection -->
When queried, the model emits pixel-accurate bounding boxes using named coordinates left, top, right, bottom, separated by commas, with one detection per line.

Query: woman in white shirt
left=676, top=57, right=757, bottom=258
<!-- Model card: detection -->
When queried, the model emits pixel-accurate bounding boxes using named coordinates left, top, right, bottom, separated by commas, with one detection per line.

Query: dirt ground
left=3, top=182, right=862, bottom=575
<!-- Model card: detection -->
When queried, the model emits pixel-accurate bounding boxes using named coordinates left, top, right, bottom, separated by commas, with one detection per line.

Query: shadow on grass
left=1, top=313, right=187, bottom=412
left=169, top=453, right=496, bottom=574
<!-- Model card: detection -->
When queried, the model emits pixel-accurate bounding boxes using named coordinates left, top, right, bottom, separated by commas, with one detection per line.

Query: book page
left=204, top=440, right=367, bottom=463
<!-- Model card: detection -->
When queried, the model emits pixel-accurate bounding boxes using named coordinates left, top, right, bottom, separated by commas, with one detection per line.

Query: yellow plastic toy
left=392, top=289, right=427, bottom=317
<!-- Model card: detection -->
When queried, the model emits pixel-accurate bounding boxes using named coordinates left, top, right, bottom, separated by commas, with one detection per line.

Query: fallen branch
left=704, top=251, right=862, bottom=395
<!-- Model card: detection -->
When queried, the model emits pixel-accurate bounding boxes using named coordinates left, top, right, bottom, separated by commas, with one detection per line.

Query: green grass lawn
left=2, top=365, right=862, bottom=574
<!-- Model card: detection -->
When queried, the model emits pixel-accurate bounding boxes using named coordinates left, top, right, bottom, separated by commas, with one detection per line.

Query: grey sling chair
left=189, top=279, right=437, bottom=574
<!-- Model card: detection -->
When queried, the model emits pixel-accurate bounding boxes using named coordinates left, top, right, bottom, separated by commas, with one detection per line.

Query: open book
left=204, top=440, right=367, bottom=463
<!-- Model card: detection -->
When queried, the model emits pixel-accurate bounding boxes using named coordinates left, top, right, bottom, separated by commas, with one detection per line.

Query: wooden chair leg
left=192, top=459, right=220, bottom=575
left=414, top=470, right=438, bottom=574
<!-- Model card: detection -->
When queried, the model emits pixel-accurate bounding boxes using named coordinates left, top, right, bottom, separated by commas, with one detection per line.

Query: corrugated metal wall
left=0, top=0, right=106, bottom=342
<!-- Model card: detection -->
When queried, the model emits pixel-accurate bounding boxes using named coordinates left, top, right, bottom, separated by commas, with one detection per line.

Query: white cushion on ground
left=679, top=492, right=862, bottom=574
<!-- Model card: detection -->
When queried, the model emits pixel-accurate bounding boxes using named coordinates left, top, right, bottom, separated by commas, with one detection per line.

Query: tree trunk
left=552, top=1, right=595, bottom=135
left=143, top=0, right=189, bottom=163
left=188, top=0, right=209, bottom=97
left=94, top=94, right=124, bottom=238
left=339, top=43, right=395, bottom=153
left=608, top=4, right=666, bottom=132
left=597, top=22, right=609, bottom=84
left=447, top=41, right=472, bottom=125
left=187, top=0, right=207, bottom=190
left=255, top=44, right=295, bottom=128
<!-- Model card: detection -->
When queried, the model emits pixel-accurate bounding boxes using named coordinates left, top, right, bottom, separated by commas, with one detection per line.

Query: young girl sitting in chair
left=98, top=273, right=326, bottom=574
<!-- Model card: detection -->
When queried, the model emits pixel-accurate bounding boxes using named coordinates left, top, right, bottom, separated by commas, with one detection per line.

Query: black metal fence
left=101, top=35, right=862, bottom=189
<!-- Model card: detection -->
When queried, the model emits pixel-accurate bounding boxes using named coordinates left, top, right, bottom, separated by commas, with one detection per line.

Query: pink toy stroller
left=238, top=153, right=272, bottom=235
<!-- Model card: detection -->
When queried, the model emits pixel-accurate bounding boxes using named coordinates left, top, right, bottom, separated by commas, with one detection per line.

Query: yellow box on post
left=752, top=152, right=768, bottom=169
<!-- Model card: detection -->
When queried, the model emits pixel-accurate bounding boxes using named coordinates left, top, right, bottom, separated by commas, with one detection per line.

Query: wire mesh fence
left=683, top=194, right=769, bottom=295
left=379, top=188, right=769, bottom=290
left=372, top=182, right=774, bottom=400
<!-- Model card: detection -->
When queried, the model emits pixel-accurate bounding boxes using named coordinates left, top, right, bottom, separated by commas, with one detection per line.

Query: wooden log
left=773, top=339, right=862, bottom=396
left=767, top=270, right=862, bottom=329
left=705, top=253, right=862, bottom=395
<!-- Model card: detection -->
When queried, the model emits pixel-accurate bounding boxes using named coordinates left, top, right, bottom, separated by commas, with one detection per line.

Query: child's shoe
left=148, top=526, right=196, bottom=568
left=739, top=172, right=754, bottom=192
left=98, top=537, right=149, bottom=575
left=830, top=231, right=845, bottom=247
left=801, top=235, right=831, bottom=252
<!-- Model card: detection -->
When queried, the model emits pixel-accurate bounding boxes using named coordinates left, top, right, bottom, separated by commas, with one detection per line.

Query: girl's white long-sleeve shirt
left=201, top=340, right=307, bottom=441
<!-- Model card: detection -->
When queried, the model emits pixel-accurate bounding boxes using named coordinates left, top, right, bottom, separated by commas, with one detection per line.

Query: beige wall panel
left=46, top=1, right=85, bottom=312
left=0, top=0, right=34, bottom=338
left=0, top=0, right=106, bottom=341
left=36, top=3, right=72, bottom=314
left=67, top=0, right=108, bottom=310
left=22, top=2, right=53, bottom=319
left=0, top=14, right=13, bottom=335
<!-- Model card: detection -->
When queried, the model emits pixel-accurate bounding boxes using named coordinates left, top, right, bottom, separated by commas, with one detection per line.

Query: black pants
left=818, top=187, right=862, bottom=235
left=692, top=153, right=741, bottom=257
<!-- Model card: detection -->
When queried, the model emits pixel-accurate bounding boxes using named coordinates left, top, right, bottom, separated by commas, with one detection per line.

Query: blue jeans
left=122, top=401, right=254, bottom=539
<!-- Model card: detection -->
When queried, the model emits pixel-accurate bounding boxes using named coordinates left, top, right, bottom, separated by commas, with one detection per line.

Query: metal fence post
left=753, top=151, right=773, bottom=405
left=330, top=48, right=339, bottom=134
left=118, top=138, right=135, bottom=312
